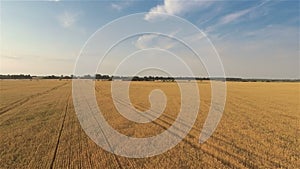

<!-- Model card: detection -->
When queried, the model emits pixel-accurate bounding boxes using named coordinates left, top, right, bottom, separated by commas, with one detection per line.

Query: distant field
left=0, top=80, right=299, bottom=168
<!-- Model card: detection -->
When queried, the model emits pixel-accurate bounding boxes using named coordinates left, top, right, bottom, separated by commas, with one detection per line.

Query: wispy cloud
left=111, top=3, right=123, bottom=11
left=220, top=8, right=253, bottom=25
left=111, top=0, right=133, bottom=11
left=220, top=1, right=269, bottom=25
left=46, top=0, right=60, bottom=1
left=243, top=24, right=299, bottom=41
left=145, top=0, right=213, bottom=21
left=58, top=11, right=81, bottom=28
left=1, top=55, right=22, bottom=60
left=204, top=1, right=270, bottom=36
left=0, top=52, right=42, bottom=60
left=216, top=24, right=299, bottom=78
left=46, top=57, right=75, bottom=62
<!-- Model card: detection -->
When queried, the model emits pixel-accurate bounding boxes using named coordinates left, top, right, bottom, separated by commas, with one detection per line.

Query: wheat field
left=0, top=80, right=299, bottom=168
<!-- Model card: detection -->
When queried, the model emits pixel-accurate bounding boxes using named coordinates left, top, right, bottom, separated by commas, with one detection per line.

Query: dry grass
left=0, top=80, right=299, bottom=168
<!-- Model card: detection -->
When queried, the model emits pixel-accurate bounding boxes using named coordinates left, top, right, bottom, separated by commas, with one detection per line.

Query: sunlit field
left=0, top=80, right=299, bottom=168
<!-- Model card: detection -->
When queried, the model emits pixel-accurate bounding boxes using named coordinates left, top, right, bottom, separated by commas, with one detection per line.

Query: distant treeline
left=0, top=74, right=72, bottom=80
left=0, top=74, right=299, bottom=82
left=0, top=74, right=32, bottom=79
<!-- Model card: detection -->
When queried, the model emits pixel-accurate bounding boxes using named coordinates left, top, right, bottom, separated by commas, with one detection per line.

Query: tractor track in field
left=26, top=88, right=70, bottom=168
left=49, top=94, right=70, bottom=169
left=128, top=88, right=285, bottom=168
left=0, top=82, right=68, bottom=115
left=75, top=81, right=138, bottom=169
left=94, top=84, right=280, bottom=169
left=111, top=91, right=285, bottom=168
left=81, top=93, right=124, bottom=169
left=110, top=94, right=243, bottom=168
left=93, top=85, right=241, bottom=168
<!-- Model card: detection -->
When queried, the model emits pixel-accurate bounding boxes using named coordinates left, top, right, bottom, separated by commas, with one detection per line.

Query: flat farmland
left=0, top=80, right=299, bottom=168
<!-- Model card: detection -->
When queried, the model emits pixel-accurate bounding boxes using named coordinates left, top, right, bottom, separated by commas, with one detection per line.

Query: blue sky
left=1, top=0, right=299, bottom=78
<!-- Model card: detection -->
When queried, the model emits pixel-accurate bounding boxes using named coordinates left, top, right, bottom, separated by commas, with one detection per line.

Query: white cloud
left=58, top=11, right=80, bottom=28
left=135, top=34, right=177, bottom=50
left=145, top=0, right=212, bottom=21
left=134, top=29, right=207, bottom=50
